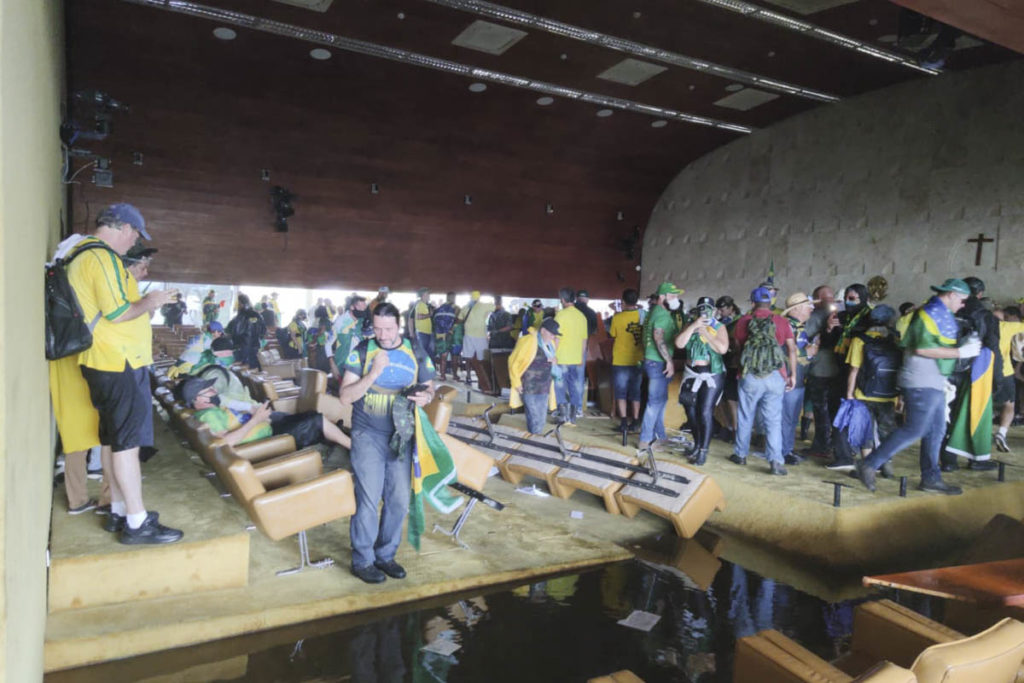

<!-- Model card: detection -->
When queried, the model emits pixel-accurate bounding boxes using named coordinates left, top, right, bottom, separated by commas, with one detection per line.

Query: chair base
left=276, top=530, right=335, bottom=577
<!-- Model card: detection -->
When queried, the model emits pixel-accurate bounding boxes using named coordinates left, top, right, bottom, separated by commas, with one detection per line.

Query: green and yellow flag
left=408, top=407, right=463, bottom=550
left=945, top=348, right=994, bottom=461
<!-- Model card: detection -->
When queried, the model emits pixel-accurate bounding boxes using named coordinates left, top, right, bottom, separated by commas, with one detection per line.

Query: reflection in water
left=53, top=535, right=942, bottom=683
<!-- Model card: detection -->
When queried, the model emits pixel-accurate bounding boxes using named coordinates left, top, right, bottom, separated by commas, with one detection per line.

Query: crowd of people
left=48, top=202, right=1024, bottom=585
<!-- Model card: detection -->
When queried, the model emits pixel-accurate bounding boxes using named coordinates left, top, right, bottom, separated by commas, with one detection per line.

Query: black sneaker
left=855, top=460, right=877, bottom=493
left=352, top=564, right=387, bottom=584
left=374, top=559, right=407, bottom=579
left=967, top=460, right=998, bottom=471
left=68, top=499, right=98, bottom=515
left=104, top=513, right=125, bottom=533
left=826, top=459, right=856, bottom=472
left=918, top=479, right=962, bottom=495
left=688, top=448, right=707, bottom=466
left=728, top=453, right=746, bottom=466
left=769, top=462, right=788, bottom=476
left=627, top=420, right=641, bottom=434
left=784, top=452, right=804, bottom=466
left=879, top=462, right=895, bottom=479
left=119, top=512, right=184, bottom=545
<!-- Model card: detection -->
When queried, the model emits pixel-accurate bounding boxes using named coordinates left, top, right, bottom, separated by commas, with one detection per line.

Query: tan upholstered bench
left=614, top=459, right=724, bottom=538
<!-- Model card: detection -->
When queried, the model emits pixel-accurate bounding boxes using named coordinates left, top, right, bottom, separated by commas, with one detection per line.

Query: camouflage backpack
left=740, top=316, right=786, bottom=378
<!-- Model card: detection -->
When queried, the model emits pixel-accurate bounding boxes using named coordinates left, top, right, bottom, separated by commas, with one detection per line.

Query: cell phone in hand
left=403, top=383, right=430, bottom=397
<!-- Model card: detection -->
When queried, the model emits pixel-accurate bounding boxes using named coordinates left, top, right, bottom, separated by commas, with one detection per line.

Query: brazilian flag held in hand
left=408, top=407, right=463, bottom=550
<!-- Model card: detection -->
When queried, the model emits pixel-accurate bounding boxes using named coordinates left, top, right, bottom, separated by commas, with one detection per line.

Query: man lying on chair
left=178, top=376, right=351, bottom=450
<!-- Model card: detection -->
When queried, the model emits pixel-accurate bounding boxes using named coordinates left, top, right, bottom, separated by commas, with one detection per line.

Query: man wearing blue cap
left=67, top=203, right=184, bottom=543
left=855, top=278, right=980, bottom=495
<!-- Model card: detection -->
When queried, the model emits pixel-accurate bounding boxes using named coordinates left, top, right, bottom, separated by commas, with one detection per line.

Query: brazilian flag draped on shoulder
left=902, top=297, right=959, bottom=376
left=408, top=406, right=463, bottom=550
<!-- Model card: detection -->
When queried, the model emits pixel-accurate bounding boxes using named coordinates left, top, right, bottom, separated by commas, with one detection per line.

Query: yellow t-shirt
left=998, top=320, right=1024, bottom=377
left=414, top=301, right=432, bottom=334
left=846, top=332, right=896, bottom=403
left=555, top=305, right=587, bottom=365
left=67, top=237, right=152, bottom=371
left=464, top=302, right=495, bottom=338
left=609, top=310, right=643, bottom=367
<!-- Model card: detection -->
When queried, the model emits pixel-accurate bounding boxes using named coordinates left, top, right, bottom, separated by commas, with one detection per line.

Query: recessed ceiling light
left=651, top=120, right=667, bottom=128
left=688, top=85, right=696, bottom=91
left=767, top=50, right=776, bottom=57
left=310, top=48, right=332, bottom=60
left=397, top=12, right=406, bottom=19
left=468, top=82, right=487, bottom=92
left=868, top=18, right=878, bottom=26
left=877, top=34, right=897, bottom=44
left=536, top=96, right=554, bottom=106
left=632, top=11, right=642, bottom=18
left=725, top=83, right=744, bottom=92
left=559, top=53, right=568, bottom=60
left=212, top=27, right=236, bottom=40
left=596, top=109, right=613, bottom=118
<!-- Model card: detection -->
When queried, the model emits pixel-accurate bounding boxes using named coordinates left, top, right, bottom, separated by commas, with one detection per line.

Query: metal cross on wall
left=967, top=233, right=994, bottom=267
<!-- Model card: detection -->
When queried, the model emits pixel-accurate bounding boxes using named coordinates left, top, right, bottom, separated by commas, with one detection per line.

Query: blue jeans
left=612, top=365, right=642, bottom=402
left=863, top=387, right=945, bottom=481
left=523, top=392, right=549, bottom=434
left=639, top=360, right=670, bottom=444
left=349, top=427, right=412, bottom=568
left=415, top=332, right=434, bottom=359
left=781, top=365, right=808, bottom=456
left=556, top=364, right=584, bottom=413
left=736, top=372, right=786, bottom=463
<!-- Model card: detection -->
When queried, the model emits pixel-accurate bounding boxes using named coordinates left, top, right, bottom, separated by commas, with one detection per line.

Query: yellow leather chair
left=210, top=444, right=355, bottom=575
left=910, top=617, right=1024, bottom=683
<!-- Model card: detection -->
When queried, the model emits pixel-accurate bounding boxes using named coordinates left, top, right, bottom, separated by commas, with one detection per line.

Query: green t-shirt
left=194, top=406, right=272, bottom=444
left=643, top=306, right=678, bottom=362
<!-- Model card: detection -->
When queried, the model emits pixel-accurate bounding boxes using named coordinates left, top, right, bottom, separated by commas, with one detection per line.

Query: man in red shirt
left=729, top=286, right=798, bottom=475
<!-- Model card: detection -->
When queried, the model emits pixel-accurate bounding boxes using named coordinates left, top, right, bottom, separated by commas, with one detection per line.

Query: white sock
left=998, top=426, right=1008, bottom=437
left=126, top=511, right=148, bottom=529
left=111, top=501, right=126, bottom=516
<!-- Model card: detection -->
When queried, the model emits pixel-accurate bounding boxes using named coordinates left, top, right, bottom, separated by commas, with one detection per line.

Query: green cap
left=930, top=278, right=970, bottom=295
left=656, top=282, right=684, bottom=296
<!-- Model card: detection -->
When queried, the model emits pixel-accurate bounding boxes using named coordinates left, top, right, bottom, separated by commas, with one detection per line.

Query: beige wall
left=0, top=0, right=65, bottom=680
left=642, top=61, right=1024, bottom=307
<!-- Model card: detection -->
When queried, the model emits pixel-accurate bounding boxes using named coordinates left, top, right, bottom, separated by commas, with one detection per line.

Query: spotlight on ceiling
left=545, top=203, right=554, bottom=215
left=212, top=27, right=236, bottom=40
left=468, top=82, right=487, bottom=92
left=464, top=194, right=473, bottom=206
left=596, top=109, right=613, bottom=118
left=370, top=182, right=380, bottom=194
left=270, top=185, right=296, bottom=232
left=310, top=48, right=332, bottom=60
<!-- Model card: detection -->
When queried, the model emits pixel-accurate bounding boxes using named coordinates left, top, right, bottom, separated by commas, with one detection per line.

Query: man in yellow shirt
left=460, top=290, right=496, bottom=395
left=413, top=287, right=434, bottom=359
left=554, top=288, right=589, bottom=424
left=994, top=306, right=1024, bottom=453
left=68, top=203, right=183, bottom=545
left=608, top=288, right=644, bottom=432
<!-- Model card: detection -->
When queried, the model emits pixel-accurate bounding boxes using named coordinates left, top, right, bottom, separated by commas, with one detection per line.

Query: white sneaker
left=994, top=432, right=1011, bottom=453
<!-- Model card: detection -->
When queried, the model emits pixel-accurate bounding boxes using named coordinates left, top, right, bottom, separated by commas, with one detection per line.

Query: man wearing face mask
left=835, top=284, right=872, bottom=359
left=330, top=294, right=370, bottom=383
left=638, top=283, right=683, bottom=451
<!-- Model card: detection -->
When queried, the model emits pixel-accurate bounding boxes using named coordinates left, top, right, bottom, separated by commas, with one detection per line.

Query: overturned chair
left=209, top=444, right=356, bottom=575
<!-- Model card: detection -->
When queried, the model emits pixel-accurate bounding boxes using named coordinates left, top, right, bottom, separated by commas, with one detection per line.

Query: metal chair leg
left=276, top=530, right=335, bottom=576
left=433, top=498, right=478, bottom=550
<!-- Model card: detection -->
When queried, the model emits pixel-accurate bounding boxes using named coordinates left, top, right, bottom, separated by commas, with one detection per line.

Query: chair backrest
left=912, top=617, right=1024, bottom=683
left=853, top=599, right=963, bottom=669
left=854, top=662, right=917, bottom=682
left=424, top=386, right=457, bottom=434
left=296, top=368, right=327, bottom=413
left=210, top=445, right=266, bottom=503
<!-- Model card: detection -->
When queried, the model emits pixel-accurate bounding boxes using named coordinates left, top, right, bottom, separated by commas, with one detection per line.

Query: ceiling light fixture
left=212, top=26, right=237, bottom=40
left=310, top=48, right=332, bottom=60
left=596, top=109, right=613, bottom=117
left=650, top=120, right=667, bottom=128
left=536, top=96, right=553, bottom=105
left=370, top=182, right=380, bottom=194
left=418, top=0, right=839, bottom=102
left=120, top=0, right=755, bottom=134
left=464, top=194, right=472, bottom=205
left=725, top=83, right=744, bottom=92
left=545, top=203, right=554, bottom=215
left=695, top=0, right=940, bottom=74
left=468, top=82, right=487, bottom=92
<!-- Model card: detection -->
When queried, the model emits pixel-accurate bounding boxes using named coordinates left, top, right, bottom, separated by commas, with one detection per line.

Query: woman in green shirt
left=675, top=297, right=729, bottom=465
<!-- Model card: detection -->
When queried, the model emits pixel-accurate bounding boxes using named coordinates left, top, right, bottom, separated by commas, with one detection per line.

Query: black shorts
left=81, top=363, right=154, bottom=452
left=994, top=374, right=1016, bottom=405
left=271, top=412, right=324, bottom=449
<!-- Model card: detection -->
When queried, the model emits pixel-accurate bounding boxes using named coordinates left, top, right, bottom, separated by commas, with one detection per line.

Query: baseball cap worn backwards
left=751, top=286, right=773, bottom=304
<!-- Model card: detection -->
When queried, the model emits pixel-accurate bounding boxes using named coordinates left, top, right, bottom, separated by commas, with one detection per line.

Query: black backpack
left=275, top=326, right=300, bottom=358
left=855, top=333, right=901, bottom=399
left=44, top=241, right=114, bottom=360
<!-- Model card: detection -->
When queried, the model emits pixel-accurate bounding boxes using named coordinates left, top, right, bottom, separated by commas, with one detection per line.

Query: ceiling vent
left=597, top=58, right=667, bottom=86
left=451, top=20, right=528, bottom=55
left=271, top=0, right=335, bottom=12
left=713, top=88, right=780, bottom=111
left=761, top=0, right=856, bottom=15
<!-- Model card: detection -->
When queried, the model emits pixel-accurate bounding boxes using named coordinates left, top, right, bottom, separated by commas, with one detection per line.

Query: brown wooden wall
left=66, top=1, right=735, bottom=298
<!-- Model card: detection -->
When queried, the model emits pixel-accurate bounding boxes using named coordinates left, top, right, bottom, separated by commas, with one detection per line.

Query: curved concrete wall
left=642, top=60, right=1024, bottom=306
